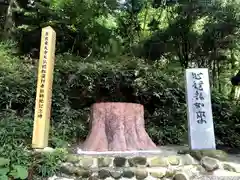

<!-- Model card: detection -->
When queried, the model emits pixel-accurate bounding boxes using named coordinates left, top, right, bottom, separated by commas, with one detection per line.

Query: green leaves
left=0, top=158, right=10, bottom=167
left=0, top=147, right=68, bottom=179
left=9, top=165, right=28, bottom=179
left=0, top=175, right=8, bottom=180
left=0, top=168, right=9, bottom=176
left=0, top=0, right=240, bottom=171
left=0, top=157, right=28, bottom=179
left=33, top=148, right=68, bottom=177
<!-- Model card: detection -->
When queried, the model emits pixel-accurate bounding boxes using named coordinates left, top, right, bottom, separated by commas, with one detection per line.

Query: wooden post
left=32, top=26, right=56, bottom=149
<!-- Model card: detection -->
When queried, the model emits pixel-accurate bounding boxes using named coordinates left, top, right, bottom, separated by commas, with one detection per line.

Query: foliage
left=211, top=91, right=240, bottom=147
left=0, top=157, right=28, bottom=180
left=32, top=148, right=68, bottom=177
left=0, top=113, right=32, bottom=166
left=0, top=111, right=69, bottom=178
left=0, top=0, right=240, bottom=178
left=1, top=43, right=240, bottom=147
left=0, top=148, right=68, bottom=179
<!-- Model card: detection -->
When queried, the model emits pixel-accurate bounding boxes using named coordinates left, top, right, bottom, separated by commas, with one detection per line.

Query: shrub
left=0, top=42, right=240, bottom=148
left=0, top=113, right=68, bottom=179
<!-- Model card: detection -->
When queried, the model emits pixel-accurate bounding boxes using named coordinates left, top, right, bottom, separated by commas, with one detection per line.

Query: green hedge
left=0, top=42, right=240, bottom=148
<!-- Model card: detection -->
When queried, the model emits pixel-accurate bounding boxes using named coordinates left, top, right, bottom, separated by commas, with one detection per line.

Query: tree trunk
left=3, top=0, right=14, bottom=39
left=81, top=102, right=157, bottom=151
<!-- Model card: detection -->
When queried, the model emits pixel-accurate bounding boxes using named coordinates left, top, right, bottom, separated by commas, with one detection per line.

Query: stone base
left=48, top=150, right=240, bottom=180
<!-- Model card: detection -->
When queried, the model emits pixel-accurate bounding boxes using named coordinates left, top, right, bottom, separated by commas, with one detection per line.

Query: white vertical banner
left=185, top=68, right=216, bottom=150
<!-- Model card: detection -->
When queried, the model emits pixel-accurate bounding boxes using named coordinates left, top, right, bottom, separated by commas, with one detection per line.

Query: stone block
left=98, top=157, right=112, bottom=167
left=75, top=169, right=91, bottom=178
left=66, top=155, right=79, bottom=163
left=110, top=169, right=122, bottom=179
left=122, top=168, right=135, bottom=178
left=173, top=172, right=189, bottom=180
left=81, top=157, right=94, bottom=168
left=201, top=156, right=219, bottom=171
left=181, top=154, right=199, bottom=165
left=128, top=157, right=147, bottom=167
left=98, top=169, right=111, bottom=179
left=179, top=150, right=228, bottom=161
left=167, top=156, right=180, bottom=165
left=149, top=168, right=167, bottom=178
left=113, top=157, right=127, bottom=167
left=135, top=168, right=148, bottom=179
left=149, top=157, right=169, bottom=167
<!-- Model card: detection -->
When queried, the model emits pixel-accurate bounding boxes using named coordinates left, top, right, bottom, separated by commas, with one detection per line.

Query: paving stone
left=150, top=171, right=166, bottom=178
left=66, top=155, right=79, bottom=163
left=52, top=148, right=240, bottom=180
left=60, top=163, right=78, bottom=175
left=150, top=157, right=169, bottom=167
left=168, top=156, right=180, bottom=165
left=173, top=172, right=189, bottom=180
left=113, top=157, right=126, bottom=167
left=179, top=150, right=228, bottom=161
left=75, top=169, right=91, bottom=178
left=98, top=169, right=111, bottom=179
left=128, top=157, right=147, bottom=167
left=98, top=157, right=112, bottom=167
left=81, top=157, right=94, bottom=168
left=122, top=168, right=135, bottom=178
left=201, top=156, right=219, bottom=171
left=135, top=168, right=148, bottom=179
left=110, top=170, right=122, bottom=179
left=182, top=154, right=198, bottom=165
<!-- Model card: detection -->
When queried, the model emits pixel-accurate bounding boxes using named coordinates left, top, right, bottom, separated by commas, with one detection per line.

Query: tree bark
left=3, top=0, right=14, bottom=39
left=81, top=102, right=157, bottom=151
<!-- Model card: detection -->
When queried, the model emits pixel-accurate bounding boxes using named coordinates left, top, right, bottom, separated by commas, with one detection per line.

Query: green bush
left=0, top=157, right=28, bottom=180
left=211, top=91, right=240, bottom=147
left=0, top=42, right=240, bottom=149
left=0, top=112, right=68, bottom=178
left=52, top=53, right=240, bottom=147
left=0, top=114, right=32, bottom=166
left=32, top=148, right=68, bottom=177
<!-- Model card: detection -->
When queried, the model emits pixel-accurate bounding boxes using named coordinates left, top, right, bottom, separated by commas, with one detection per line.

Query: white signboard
left=185, top=68, right=216, bottom=150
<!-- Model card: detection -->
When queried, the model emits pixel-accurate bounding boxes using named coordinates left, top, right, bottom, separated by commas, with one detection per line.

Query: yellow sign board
left=32, top=26, right=56, bottom=149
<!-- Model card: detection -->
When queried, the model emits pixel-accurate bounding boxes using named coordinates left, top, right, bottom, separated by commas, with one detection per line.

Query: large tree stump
left=82, top=102, right=157, bottom=151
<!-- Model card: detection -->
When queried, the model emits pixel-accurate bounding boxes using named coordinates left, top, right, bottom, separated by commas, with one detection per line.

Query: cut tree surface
left=82, top=102, right=157, bottom=151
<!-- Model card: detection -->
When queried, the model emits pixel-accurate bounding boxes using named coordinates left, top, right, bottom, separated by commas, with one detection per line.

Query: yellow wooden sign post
left=32, top=26, right=56, bottom=149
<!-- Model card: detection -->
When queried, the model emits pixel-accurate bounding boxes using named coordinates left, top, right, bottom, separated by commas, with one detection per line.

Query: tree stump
left=82, top=102, right=157, bottom=151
